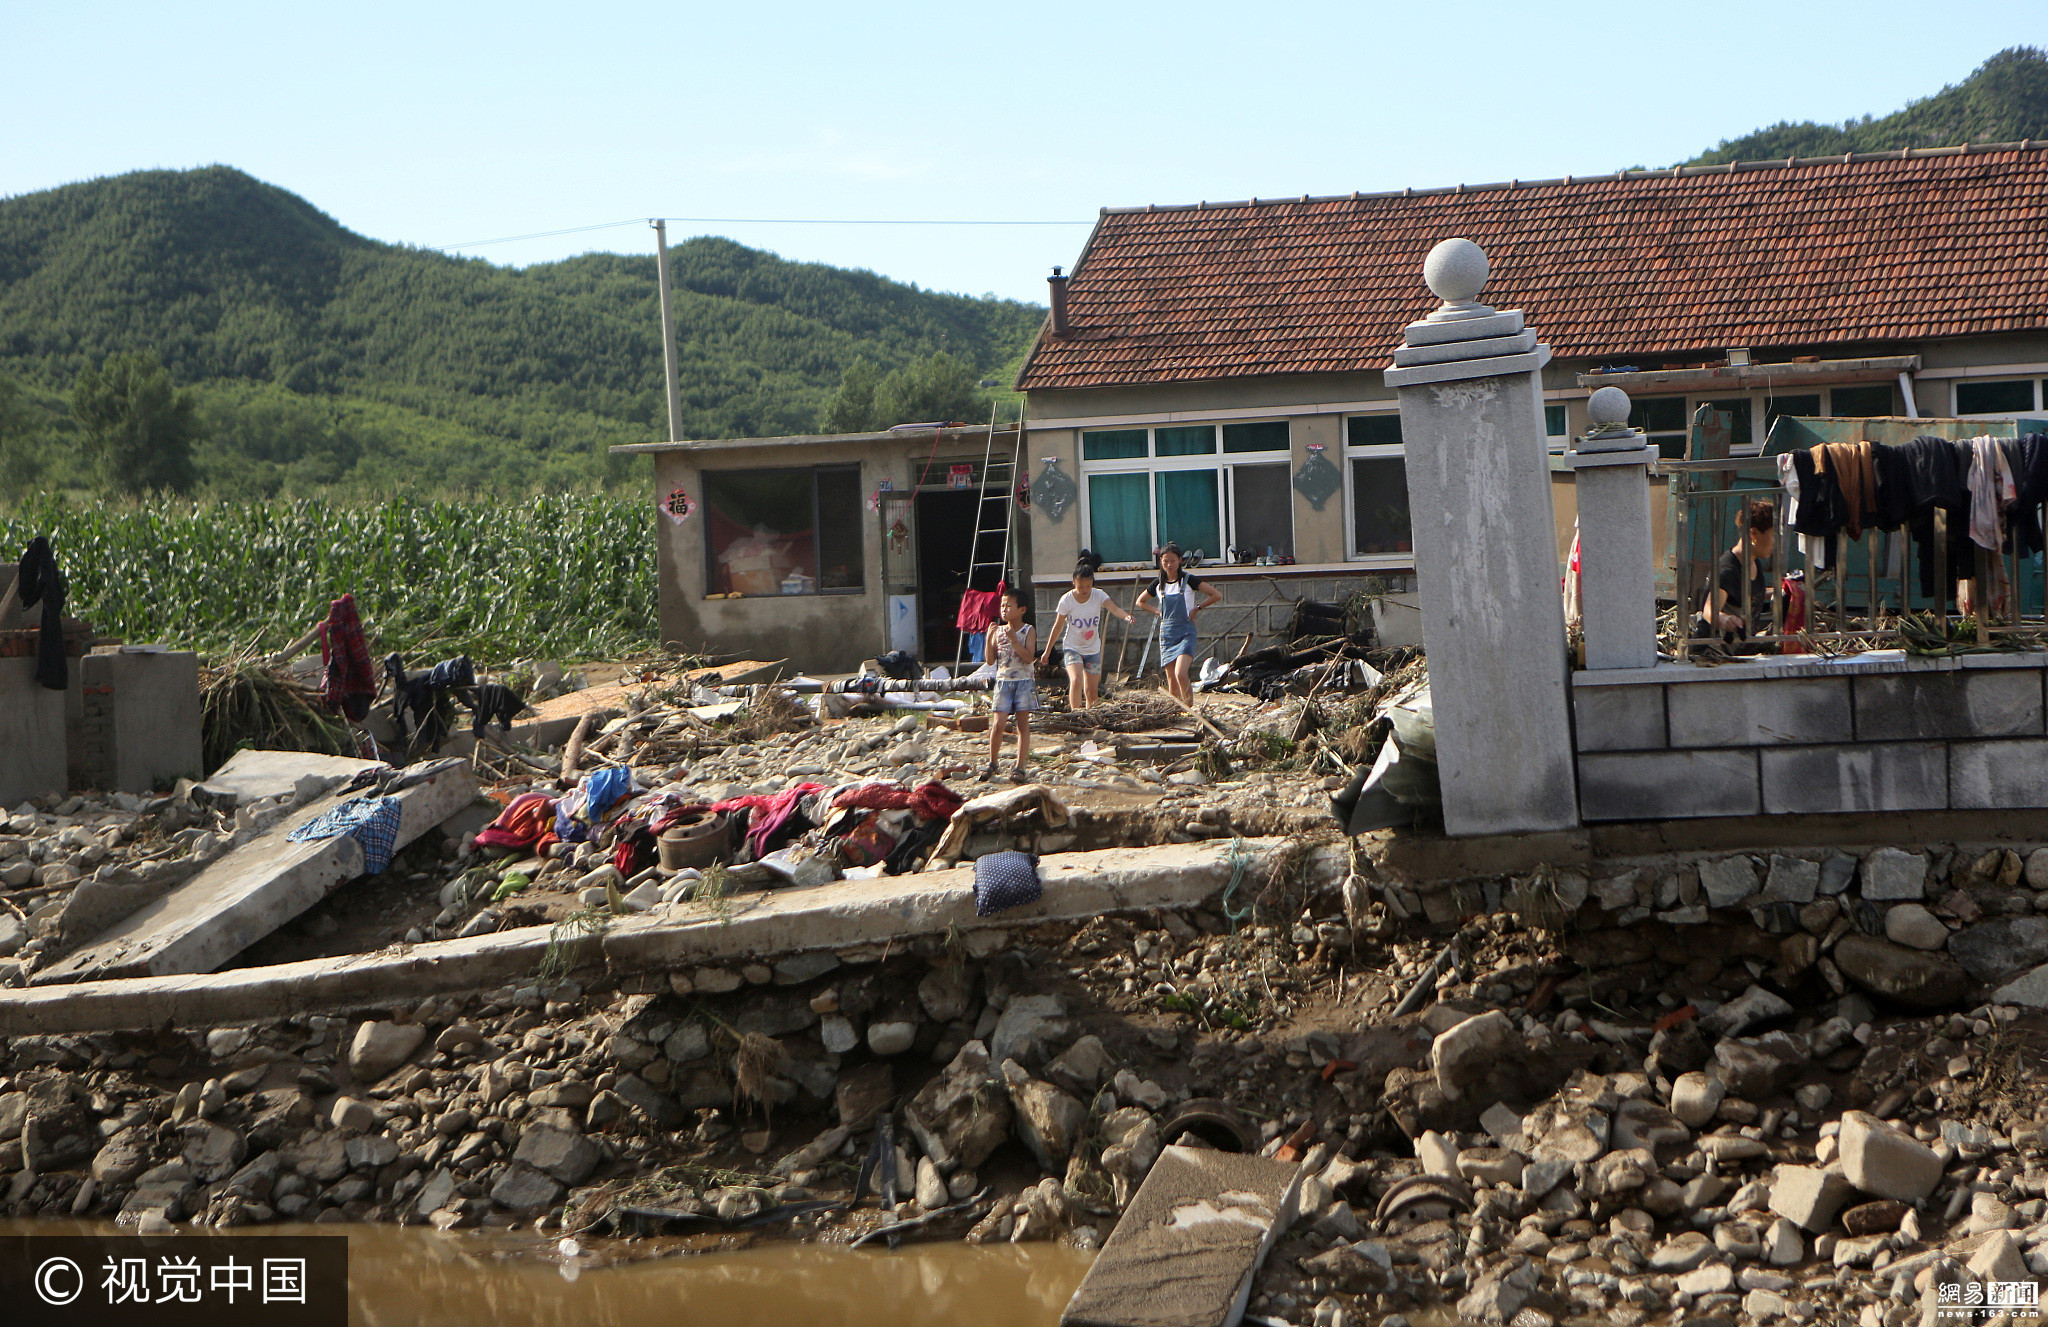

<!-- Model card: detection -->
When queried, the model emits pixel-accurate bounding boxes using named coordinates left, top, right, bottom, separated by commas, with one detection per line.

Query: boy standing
left=986, top=588, right=1036, bottom=782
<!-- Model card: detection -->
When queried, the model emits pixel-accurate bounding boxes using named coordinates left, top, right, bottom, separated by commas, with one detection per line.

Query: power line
left=431, top=215, right=1091, bottom=250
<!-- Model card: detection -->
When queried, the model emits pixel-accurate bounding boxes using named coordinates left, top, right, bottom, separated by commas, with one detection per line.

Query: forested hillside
left=0, top=167, right=1043, bottom=498
left=1681, top=46, right=2048, bottom=166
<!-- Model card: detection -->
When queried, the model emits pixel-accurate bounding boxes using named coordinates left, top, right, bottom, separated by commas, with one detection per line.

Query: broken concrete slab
left=199, top=749, right=385, bottom=806
left=33, top=761, right=477, bottom=984
left=0, top=838, right=1297, bottom=1036
left=1060, top=1143, right=1303, bottom=1327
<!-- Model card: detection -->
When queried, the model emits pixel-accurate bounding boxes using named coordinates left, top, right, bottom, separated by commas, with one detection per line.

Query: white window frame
left=1341, top=410, right=1413, bottom=566
left=1954, top=377, right=2045, bottom=420
left=1076, top=421, right=1292, bottom=565
left=1543, top=402, right=1571, bottom=454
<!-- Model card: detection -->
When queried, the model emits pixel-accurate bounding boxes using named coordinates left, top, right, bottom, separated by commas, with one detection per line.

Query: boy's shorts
left=994, top=679, right=1039, bottom=713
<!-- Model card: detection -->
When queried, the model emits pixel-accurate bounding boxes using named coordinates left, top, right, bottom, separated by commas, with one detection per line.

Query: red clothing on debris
left=317, top=593, right=376, bottom=721
left=835, top=779, right=963, bottom=823
left=713, top=783, right=827, bottom=859
left=472, top=791, right=560, bottom=856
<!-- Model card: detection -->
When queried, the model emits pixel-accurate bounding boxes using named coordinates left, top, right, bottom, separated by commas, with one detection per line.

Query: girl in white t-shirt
left=1038, top=558, right=1133, bottom=711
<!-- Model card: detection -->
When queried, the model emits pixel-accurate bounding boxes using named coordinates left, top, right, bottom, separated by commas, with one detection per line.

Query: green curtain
left=1088, top=473, right=1152, bottom=563
left=1155, top=426, right=1215, bottom=456
left=1154, top=470, right=1220, bottom=556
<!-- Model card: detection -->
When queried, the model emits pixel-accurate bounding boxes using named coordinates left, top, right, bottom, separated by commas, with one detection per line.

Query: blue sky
left=4, top=1, right=2040, bottom=303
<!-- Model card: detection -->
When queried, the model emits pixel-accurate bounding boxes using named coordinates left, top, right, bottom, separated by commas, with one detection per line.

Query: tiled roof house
left=1013, top=142, right=2048, bottom=633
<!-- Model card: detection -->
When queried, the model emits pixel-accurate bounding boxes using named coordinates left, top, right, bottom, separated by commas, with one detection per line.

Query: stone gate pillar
left=1384, top=239, right=1579, bottom=835
left=1569, top=386, right=1659, bottom=670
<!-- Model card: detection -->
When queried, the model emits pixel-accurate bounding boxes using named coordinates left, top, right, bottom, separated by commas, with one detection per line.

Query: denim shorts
left=1062, top=649, right=1102, bottom=674
left=994, top=679, right=1039, bottom=713
left=1161, top=620, right=1197, bottom=663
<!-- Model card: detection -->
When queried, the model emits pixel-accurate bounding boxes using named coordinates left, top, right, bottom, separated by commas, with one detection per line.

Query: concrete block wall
left=0, top=657, right=67, bottom=806
left=1573, top=655, right=2048, bottom=822
left=69, top=652, right=204, bottom=794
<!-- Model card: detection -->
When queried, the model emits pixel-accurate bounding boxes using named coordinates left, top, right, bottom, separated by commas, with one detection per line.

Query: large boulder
left=1838, top=1110, right=1943, bottom=1203
left=999, top=1058, right=1085, bottom=1173
left=512, top=1122, right=601, bottom=1185
left=989, top=995, right=1068, bottom=1066
left=1832, top=933, right=1970, bottom=1009
left=905, top=1041, right=1011, bottom=1170
left=1948, top=917, right=2048, bottom=986
left=348, top=1021, right=427, bottom=1084
left=91, top=1127, right=156, bottom=1186
left=1431, top=1011, right=1517, bottom=1100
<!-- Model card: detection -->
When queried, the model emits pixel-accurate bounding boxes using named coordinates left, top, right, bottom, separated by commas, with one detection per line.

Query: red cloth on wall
left=956, top=581, right=1005, bottom=633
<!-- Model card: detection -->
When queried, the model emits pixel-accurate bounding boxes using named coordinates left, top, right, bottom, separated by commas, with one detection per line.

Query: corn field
left=0, top=496, right=658, bottom=663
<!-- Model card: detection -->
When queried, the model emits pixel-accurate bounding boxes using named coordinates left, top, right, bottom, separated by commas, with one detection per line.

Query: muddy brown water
left=2, top=1220, right=1094, bottom=1327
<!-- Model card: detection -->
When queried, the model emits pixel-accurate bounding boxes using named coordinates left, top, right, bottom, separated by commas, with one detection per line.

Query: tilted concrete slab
left=0, top=838, right=1290, bottom=1035
left=33, top=763, right=478, bottom=985
left=1061, top=1145, right=1303, bottom=1327
left=200, top=749, right=386, bottom=803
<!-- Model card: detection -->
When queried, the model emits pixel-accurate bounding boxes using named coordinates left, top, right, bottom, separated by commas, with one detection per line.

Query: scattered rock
left=347, top=1021, right=427, bottom=1084
left=1831, top=933, right=1970, bottom=1009
left=1837, top=1110, right=1944, bottom=1202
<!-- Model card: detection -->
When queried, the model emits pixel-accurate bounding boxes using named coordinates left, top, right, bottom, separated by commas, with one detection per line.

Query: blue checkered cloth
left=974, top=850, right=1042, bottom=916
left=288, top=795, right=404, bottom=875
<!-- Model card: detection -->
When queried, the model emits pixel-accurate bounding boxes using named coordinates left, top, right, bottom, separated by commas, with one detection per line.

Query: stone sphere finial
left=1588, top=386, right=1631, bottom=428
left=1424, top=238, right=1489, bottom=303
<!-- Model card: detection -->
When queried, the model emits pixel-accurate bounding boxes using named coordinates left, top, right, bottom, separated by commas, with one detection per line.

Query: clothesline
left=1671, top=431, right=2048, bottom=656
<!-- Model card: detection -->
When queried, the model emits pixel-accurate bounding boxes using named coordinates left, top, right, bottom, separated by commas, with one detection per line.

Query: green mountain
left=1681, top=46, right=2048, bottom=166
left=0, top=167, right=1043, bottom=497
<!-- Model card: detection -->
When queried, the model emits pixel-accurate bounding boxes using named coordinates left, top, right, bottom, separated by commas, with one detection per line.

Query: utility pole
left=650, top=219, right=683, bottom=443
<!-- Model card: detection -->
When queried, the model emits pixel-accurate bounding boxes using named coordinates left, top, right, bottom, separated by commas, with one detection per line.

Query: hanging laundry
left=317, top=593, right=375, bottom=721
left=467, top=682, right=527, bottom=737
left=15, top=536, right=68, bottom=691
left=956, top=583, right=1004, bottom=633
left=2004, top=433, right=2048, bottom=556
left=1967, top=435, right=2017, bottom=551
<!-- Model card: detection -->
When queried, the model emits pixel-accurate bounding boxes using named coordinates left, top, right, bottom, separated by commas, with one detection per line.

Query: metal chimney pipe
left=1047, top=266, right=1069, bottom=338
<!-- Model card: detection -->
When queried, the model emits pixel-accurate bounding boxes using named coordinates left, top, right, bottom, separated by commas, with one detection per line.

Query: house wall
left=1572, top=654, right=2048, bottom=822
left=652, top=442, right=902, bottom=672
left=1023, top=330, right=2048, bottom=640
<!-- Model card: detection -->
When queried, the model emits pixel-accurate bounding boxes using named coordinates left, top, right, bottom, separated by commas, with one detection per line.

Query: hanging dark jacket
left=2005, top=433, right=2048, bottom=557
left=16, top=536, right=67, bottom=690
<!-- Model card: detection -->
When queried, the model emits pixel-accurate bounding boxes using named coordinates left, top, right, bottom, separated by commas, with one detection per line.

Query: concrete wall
left=71, top=652, right=203, bottom=792
left=1574, top=653, right=2048, bottom=822
left=0, top=657, right=66, bottom=805
left=1027, top=567, right=1418, bottom=664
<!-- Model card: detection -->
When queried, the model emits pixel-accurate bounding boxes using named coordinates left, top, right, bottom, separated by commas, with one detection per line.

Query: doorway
left=914, top=488, right=981, bottom=666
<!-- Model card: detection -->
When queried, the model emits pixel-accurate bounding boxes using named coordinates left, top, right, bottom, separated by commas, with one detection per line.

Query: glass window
left=1629, top=396, right=1687, bottom=433
left=1229, top=464, right=1293, bottom=559
left=1086, top=473, right=1152, bottom=564
left=1699, top=398, right=1754, bottom=456
left=1347, top=415, right=1402, bottom=447
left=1830, top=384, right=1894, bottom=416
left=1957, top=379, right=2039, bottom=415
left=1545, top=404, right=1568, bottom=438
left=1765, top=395, right=1821, bottom=426
left=704, top=466, right=864, bottom=597
left=1082, top=429, right=1147, bottom=461
left=1222, top=421, right=1289, bottom=453
left=814, top=468, right=864, bottom=590
left=1154, top=425, right=1215, bottom=456
left=1351, top=458, right=1412, bottom=556
left=1154, top=470, right=1221, bottom=556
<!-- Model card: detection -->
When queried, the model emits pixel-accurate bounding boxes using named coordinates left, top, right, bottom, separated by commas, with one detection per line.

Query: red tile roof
left=1017, top=143, right=2048, bottom=392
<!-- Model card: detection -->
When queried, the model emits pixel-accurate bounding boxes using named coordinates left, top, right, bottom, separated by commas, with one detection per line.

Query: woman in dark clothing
left=1698, top=500, right=1777, bottom=644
